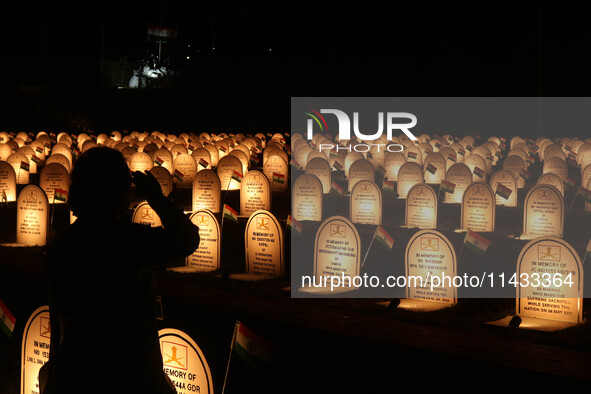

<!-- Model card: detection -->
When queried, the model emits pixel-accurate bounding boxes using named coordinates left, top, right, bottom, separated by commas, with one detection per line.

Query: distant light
left=187, top=44, right=191, bottom=48
left=186, top=56, right=190, bottom=60
left=269, top=48, right=272, bottom=52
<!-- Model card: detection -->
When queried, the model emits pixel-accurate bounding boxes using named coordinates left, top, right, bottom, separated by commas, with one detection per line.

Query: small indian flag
left=366, top=151, right=373, bottom=159
left=233, top=321, right=273, bottom=368
left=576, top=186, right=591, bottom=204
left=526, top=155, right=535, bottom=164
left=458, top=148, right=466, bottom=156
left=519, top=169, right=531, bottom=180
left=448, top=153, right=457, bottom=162
left=20, top=161, right=30, bottom=172
left=383, top=179, right=395, bottom=193
left=500, top=142, right=506, bottom=150
left=495, top=183, right=512, bottom=200
left=173, top=169, right=184, bottom=182
left=287, top=215, right=302, bottom=235
left=373, top=226, right=394, bottom=251
left=466, top=145, right=474, bottom=152
left=440, top=179, right=456, bottom=194
left=331, top=181, right=344, bottom=195
left=31, top=155, right=40, bottom=164
left=495, top=151, right=504, bottom=159
left=329, top=149, right=338, bottom=158
left=0, top=299, right=16, bottom=337
left=333, top=161, right=343, bottom=171
left=219, top=146, right=227, bottom=153
left=425, top=163, right=437, bottom=175
left=198, top=158, right=209, bottom=168
left=231, top=170, right=243, bottom=183
left=464, top=230, right=491, bottom=255
left=250, top=156, right=260, bottom=166
left=54, top=188, right=68, bottom=202
left=564, top=177, right=576, bottom=188
left=273, top=172, right=285, bottom=184
left=35, top=146, right=44, bottom=154
left=155, top=156, right=164, bottom=166
left=435, top=142, right=442, bottom=150
left=223, top=204, right=238, bottom=223
left=407, top=151, right=418, bottom=160
left=473, top=166, right=484, bottom=178
left=1, top=189, right=6, bottom=202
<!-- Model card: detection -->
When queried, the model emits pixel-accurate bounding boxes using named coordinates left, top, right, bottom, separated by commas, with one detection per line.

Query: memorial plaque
left=523, top=185, right=564, bottom=238
left=305, top=157, right=331, bottom=194
left=397, top=162, right=424, bottom=199
left=536, top=173, right=564, bottom=197
left=245, top=210, right=284, bottom=277
left=192, top=169, right=221, bottom=213
left=150, top=166, right=173, bottom=197
left=348, top=159, right=375, bottom=193
left=132, top=201, right=162, bottom=227
left=542, top=157, right=567, bottom=181
left=173, top=153, right=198, bottom=189
left=443, top=163, right=472, bottom=204
left=203, top=143, right=220, bottom=167
left=39, top=163, right=70, bottom=204
left=158, top=328, right=214, bottom=394
left=229, top=149, right=249, bottom=174
left=349, top=180, right=382, bottom=225
left=405, top=183, right=437, bottom=229
left=503, top=155, right=526, bottom=189
left=490, top=169, right=517, bottom=207
left=240, top=170, right=271, bottom=216
left=405, top=230, right=457, bottom=305
left=313, top=216, right=361, bottom=280
left=292, top=174, right=323, bottom=222
left=50, top=143, right=73, bottom=168
left=21, top=305, right=50, bottom=394
left=0, top=160, right=17, bottom=202
left=295, top=146, right=313, bottom=169
left=154, top=148, right=174, bottom=175
left=516, top=237, right=583, bottom=323
left=171, top=143, right=188, bottom=159
left=423, top=152, right=446, bottom=184
left=465, top=153, right=486, bottom=182
left=129, top=151, right=154, bottom=173
left=344, top=152, right=364, bottom=177
left=0, top=143, right=12, bottom=161
left=263, top=155, right=288, bottom=192
left=461, top=182, right=495, bottom=232
left=17, top=185, right=49, bottom=246
left=384, top=151, right=406, bottom=181
left=186, top=210, right=220, bottom=271
left=191, top=147, right=212, bottom=171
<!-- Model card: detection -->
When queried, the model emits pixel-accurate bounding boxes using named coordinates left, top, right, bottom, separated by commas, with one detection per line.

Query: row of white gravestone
left=292, top=172, right=565, bottom=238
left=302, top=215, right=583, bottom=324
left=20, top=305, right=214, bottom=394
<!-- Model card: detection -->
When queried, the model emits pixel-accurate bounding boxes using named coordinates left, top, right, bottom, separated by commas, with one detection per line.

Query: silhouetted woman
left=44, top=147, right=199, bottom=393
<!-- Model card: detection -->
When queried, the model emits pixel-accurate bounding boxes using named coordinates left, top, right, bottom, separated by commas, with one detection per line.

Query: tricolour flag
left=233, top=321, right=273, bottom=368
left=155, top=156, right=164, bottom=166
left=20, top=161, right=30, bottom=172
left=198, top=158, right=209, bottom=168
left=564, top=177, right=576, bottom=189
left=223, top=204, right=238, bottom=223
left=35, top=146, right=44, bottom=154
left=0, top=299, right=16, bottom=337
left=331, top=181, right=344, bottom=195
left=440, top=179, right=456, bottom=194
left=448, top=153, right=457, bottom=162
left=495, top=183, right=512, bottom=200
left=425, top=163, right=437, bottom=175
left=473, top=166, right=484, bottom=178
left=1, top=189, right=6, bottom=202
left=273, top=172, right=285, bottom=184
left=576, top=186, right=591, bottom=204
left=458, top=148, right=466, bottom=156
left=173, top=169, right=184, bottom=182
left=333, top=160, right=343, bottom=171
left=287, top=215, right=302, bottom=236
left=464, top=230, right=491, bottom=255
left=31, top=155, right=40, bottom=164
left=373, top=226, right=394, bottom=251
left=232, top=170, right=243, bottom=183
left=250, top=156, right=260, bottom=166
left=54, top=188, right=68, bottom=202
left=519, top=169, right=531, bottom=180
left=407, top=151, right=418, bottom=160
left=382, top=179, right=395, bottom=193
left=466, top=145, right=474, bottom=152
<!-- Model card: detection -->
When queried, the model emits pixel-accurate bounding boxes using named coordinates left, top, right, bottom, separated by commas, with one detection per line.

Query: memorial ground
left=1, top=142, right=591, bottom=393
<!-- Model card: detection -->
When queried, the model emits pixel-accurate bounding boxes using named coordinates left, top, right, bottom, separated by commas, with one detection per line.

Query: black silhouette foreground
left=43, top=147, right=199, bottom=393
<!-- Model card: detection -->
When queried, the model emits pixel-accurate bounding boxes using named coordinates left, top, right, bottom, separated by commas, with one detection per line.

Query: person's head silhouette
left=68, top=147, right=132, bottom=220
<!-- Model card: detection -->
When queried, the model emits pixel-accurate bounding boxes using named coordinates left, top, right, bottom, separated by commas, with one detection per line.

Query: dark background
left=1, top=1, right=591, bottom=132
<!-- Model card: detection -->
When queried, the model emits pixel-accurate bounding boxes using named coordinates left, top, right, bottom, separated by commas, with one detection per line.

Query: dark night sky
left=3, top=1, right=591, bottom=95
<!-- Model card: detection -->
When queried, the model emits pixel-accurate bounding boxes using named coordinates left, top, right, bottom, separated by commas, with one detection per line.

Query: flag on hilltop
left=576, top=186, right=591, bottom=204
left=232, top=321, right=273, bottom=368
left=223, top=204, right=238, bottom=223
left=440, top=179, right=455, bottom=194
left=373, top=226, right=394, bottom=251
left=495, top=183, right=512, bottom=200
left=287, top=215, right=302, bottom=236
left=0, top=299, right=15, bottom=337
left=464, top=230, right=491, bottom=256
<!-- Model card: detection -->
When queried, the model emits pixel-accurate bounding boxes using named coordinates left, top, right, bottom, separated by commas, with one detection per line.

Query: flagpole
left=220, top=177, right=232, bottom=229
left=222, top=321, right=239, bottom=394
left=567, top=192, right=578, bottom=217
left=361, top=227, right=378, bottom=270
